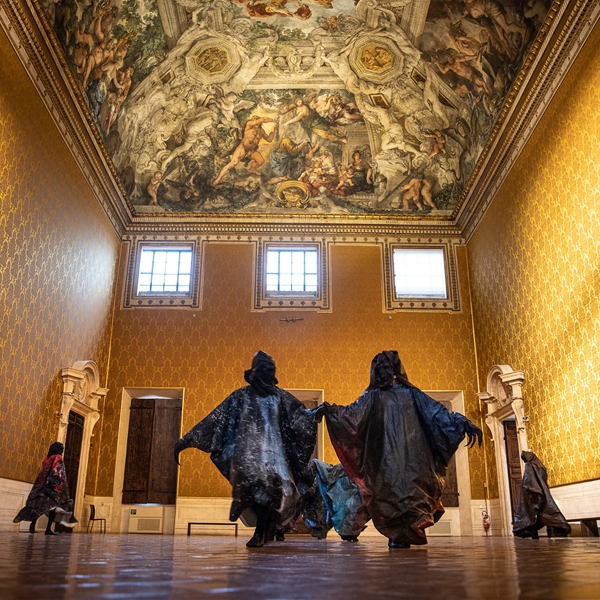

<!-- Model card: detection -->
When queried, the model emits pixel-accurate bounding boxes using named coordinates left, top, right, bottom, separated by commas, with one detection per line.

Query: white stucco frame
left=478, top=365, right=529, bottom=536
left=58, top=361, right=107, bottom=529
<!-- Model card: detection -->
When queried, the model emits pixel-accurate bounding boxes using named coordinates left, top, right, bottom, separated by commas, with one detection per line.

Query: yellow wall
left=95, top=242, right=487, bottom=498
left=0, top=28, right=120, bottom=484
left=468, top=22, right=600, bottom=488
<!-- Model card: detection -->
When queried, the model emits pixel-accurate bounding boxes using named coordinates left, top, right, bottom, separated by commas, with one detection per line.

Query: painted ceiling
left=40, top=0, right=550, bottom=218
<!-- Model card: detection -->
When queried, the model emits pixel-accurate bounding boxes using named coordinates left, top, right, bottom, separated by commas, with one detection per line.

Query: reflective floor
left=0, top=533, right=599, bottom=599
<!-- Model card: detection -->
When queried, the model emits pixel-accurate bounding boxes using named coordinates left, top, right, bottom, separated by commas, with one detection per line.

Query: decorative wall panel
left=94, top=242, right=487, bottom=499
left=468, top=22, right=600, bottom=488
left=0, top=28, right=119, bottom=485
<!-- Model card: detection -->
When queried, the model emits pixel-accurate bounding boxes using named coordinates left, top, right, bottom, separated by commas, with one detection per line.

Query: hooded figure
left=512, top=451, right=571, bottom=538
left=313, top=351, right=482, bottom=548
left=174, top=351, right=317, bottom=547
left=14, top=442, right=77, bottom=534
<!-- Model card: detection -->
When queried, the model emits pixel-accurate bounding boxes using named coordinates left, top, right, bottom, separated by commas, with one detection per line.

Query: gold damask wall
left=96, top=243, right=488, bottom=499
left=0, top=28, right=120, bottom=484
left=468, top=22, right=600, bottom=488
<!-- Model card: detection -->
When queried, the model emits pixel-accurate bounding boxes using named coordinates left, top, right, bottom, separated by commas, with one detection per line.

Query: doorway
left=503, top=419, right=522, bottom=520
left=64, top=411, right=85, bottom=503
left=122, top=398, right=182, bottom=505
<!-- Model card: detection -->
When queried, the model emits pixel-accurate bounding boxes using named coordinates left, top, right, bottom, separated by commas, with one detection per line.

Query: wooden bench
left=187, top=522, right=238, bottom=537
left=566, top=518, right=599, bottom=537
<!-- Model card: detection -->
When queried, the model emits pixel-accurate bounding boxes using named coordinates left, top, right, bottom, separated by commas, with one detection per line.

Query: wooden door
left=64, top=411, right=84, bottom=503
left=122, top=399, right=155, bottom=504
left=440, top=401, right=459, bottom=507
left=503, top=420, right=522, bottom=517
left=148, top=399, right=182, bottom=505
left=122, top=398, right=182, bottom=505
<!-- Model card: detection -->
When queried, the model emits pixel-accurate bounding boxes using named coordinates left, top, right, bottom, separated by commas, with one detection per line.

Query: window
left=123, top=240, right=201, bottom=308
left=254, top=241, right=330, bottom=311
left=393, top=248, right=447, bottom=298
left=383, top=242, right=460, bottom=312
left=137, top=247, right=192, bottom=294
left=266, top=247, right=318, bottom=295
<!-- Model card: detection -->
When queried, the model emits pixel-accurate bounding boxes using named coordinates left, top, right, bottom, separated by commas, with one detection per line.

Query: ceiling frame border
left=1, top=0, right=597, bottom=241
left=458, top=0, right=600, bottom=241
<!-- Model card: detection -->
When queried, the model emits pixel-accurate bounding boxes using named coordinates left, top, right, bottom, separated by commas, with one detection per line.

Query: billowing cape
left=325, top=383, right=475, bottom=545
left=512, top=451, right=571, bottom=538
left=313, top=459, right=370, bottom=538
left=13, top=454, right=73, bottom=523
left=175, top=386, right=317, bottom=525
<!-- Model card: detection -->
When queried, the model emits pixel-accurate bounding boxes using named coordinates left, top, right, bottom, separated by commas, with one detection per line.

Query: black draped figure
left=174, top=351, right=317, bottom=547
left=13, top=442, right=77, bottom=534
left=512, top=451, right=571, bottom=538
left=314, top=351, right=482, bottom=548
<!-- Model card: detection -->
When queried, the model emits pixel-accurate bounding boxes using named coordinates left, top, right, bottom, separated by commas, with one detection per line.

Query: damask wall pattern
left=94, top=243, right=489, bottom=500
left=0, top=28, right=120, bottom=485
left=467, top=23, right=600, bottom=488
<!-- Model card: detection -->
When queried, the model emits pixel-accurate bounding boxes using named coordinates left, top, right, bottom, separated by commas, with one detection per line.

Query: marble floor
left=0, top=533, right=599, bottom=600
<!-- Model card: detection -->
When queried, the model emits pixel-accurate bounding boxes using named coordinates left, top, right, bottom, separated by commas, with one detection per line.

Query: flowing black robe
left=513, top=451, right=571, bottom=538
left=325, top=383, right=474, bottom=545
left=13, top=454, right=73, bottom=523
left=175, top=386, right=317, bottom=525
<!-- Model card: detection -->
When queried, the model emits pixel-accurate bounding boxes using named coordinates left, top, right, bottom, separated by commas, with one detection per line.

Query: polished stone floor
left=0, top=533, right=599, bottom=600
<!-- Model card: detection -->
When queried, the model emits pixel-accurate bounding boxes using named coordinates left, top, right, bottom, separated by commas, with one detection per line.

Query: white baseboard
left=0, top=477, right=32, bottom=532
left=550, top=479, right=600, bottom=520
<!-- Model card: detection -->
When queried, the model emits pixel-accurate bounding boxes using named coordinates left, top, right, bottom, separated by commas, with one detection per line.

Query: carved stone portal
left=477, top=364, right=528, bottom=536
left=58, top=361, right=108, bottom=529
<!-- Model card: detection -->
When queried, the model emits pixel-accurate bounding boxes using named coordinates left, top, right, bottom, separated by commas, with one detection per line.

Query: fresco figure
left=212, top=116, right=279, bottom=185
left=174, top=351, right=317, bottom=547
left=312, top=351, right=482, bottom=547
left=267, top=132, right=312, bottom=185
left=13, top=442, right=78, bottom=535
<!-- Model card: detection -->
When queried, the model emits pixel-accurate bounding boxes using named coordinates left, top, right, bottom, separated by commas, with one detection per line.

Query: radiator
left=128, top=506, right=164, bottom=534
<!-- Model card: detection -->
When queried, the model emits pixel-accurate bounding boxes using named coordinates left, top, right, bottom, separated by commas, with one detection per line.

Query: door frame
left=478, top=365, right=529, bottom=537
left=58, top=361, right=107, bottom=529
left=112, top=387, right=184, bottom=533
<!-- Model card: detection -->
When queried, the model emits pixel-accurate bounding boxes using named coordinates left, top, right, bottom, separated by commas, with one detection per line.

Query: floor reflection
left=0, top=533, right=598, bottom=599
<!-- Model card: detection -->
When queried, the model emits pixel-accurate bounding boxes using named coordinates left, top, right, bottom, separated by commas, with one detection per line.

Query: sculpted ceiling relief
left=40, top=0, right=549, bottom=217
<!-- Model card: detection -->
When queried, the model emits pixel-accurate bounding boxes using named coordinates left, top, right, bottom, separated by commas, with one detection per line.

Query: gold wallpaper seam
left=468, top=20, right=600, bottom=488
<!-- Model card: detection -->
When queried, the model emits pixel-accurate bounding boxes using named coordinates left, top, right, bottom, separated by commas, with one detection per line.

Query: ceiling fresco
left=40, top=0, right=551, bottom=217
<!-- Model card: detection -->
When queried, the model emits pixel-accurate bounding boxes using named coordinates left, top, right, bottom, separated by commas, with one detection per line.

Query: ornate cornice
left=0, top=0, right=129, bottom=236
left=2, top=0, right=598, bottom=241
left=458, top=0, right=600, bottom=241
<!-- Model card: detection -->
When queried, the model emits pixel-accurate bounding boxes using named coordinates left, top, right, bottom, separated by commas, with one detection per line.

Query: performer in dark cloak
left=512, top=451, right=571, bottom=539
left=13, top=442, right=77, bottom=534
left=312, top=459, right=370, bottom=541
left=174, top=351, right=317, bottom=547
left=313, top=351, right=482, bottom=548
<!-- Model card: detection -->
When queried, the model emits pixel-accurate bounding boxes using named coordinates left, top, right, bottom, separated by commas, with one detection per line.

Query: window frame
left=383, top=241, right=460, bottom=312
left=123, top=239, right=202, bottom=308
left=254, top=241, right=330, bottom=311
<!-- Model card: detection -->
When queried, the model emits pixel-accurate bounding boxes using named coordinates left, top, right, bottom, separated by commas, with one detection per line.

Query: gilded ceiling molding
left=458, top=0, right=600, bottom=241
left=0, top=0, right=128, bottom=236
left=3, top=0, right=596, bottom=240
left=123, top=223, right=462, bottom=239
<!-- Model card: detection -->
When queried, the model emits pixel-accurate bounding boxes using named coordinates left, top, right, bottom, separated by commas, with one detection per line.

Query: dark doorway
left=57, top=411, right=84, bottom=533
left=64, top=411, right=84, bottom=503
left=503, top=419, right=522, bottom=519
left=122, top=398, right=182, bottom=505
left=440, top=400, right=459, bottom=508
